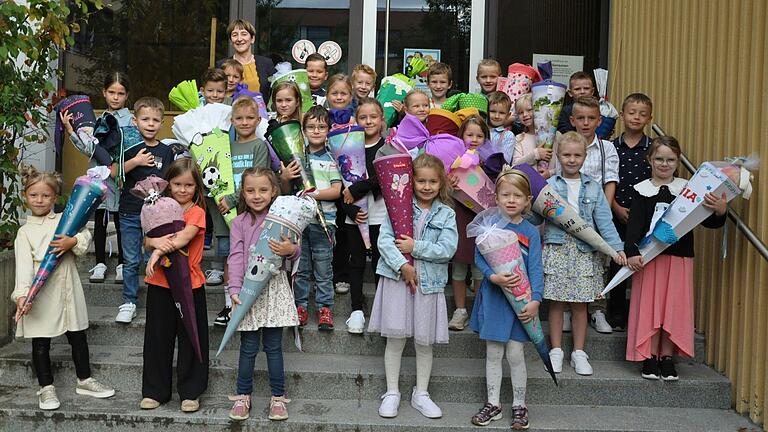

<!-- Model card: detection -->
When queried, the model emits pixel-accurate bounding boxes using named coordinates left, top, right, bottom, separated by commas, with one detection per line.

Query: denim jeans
left=294, top=224, right=335, bottom=309
left=236, top=328, right=284, bottom=396
left=119, top=212, right=146, bottom=304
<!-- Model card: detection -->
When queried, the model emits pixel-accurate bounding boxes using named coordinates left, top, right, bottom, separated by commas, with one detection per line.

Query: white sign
left=317, top=41, right=343, bottom=65
left=531, top=53, right=584, bottom=86
left=292, top=40, right=316, bottom=64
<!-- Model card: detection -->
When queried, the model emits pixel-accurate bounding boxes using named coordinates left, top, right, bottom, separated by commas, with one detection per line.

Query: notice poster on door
left=403, top=48, right=441, bottom=91
left=531, top=53, right=584, bottom=86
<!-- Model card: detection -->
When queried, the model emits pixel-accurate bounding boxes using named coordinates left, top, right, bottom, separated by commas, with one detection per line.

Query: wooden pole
left=209, top=16, right=217, bottom=68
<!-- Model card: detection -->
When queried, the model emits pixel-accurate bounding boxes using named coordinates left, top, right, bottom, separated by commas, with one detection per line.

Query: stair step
left=0, top=386, right=754, bottom=432
left=56, top=307, right=706, bottom=362
left=0, top=343, right=731, bottom=408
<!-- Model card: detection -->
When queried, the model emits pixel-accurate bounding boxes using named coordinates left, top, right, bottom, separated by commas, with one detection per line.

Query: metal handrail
left=652, top=124, right=768, bottom=261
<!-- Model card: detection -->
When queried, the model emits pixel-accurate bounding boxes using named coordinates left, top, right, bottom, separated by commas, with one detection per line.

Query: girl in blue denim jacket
left=368, top=153, right=458, bottom=420
left=539, top=132, right=626, bottom=377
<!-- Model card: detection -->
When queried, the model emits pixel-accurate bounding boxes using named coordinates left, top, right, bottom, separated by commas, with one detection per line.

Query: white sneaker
left=570, top=350, right=593, bottom=375
left=346, top=310, right=365, bottom=334
left=335, top=281, right=350, bottom=294
left=590, top=310, right=613, bottom=334
left=115, top=302, right=137, bottom=323
left=378, top=391, right=400, bottom=418
left=76, top=377, right=115, bottom=398
left=37, top=385, right=60, bottom=410
left=562, top=311, right=572, bottom=332
left=205, top=269, right=225, bottom=286
left=448, top=308, right=469, bottom=331
left=89, top=263, right=107, bottom=283
left=410, top=387, right=442, bottom=418
left=115, top=264, right=123, bottom=283
left=549, top=347, right=564, bottom=373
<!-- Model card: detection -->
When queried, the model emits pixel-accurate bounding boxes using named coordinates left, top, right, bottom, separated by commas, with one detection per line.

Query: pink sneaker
left=268, top=395, right=290, bottom=421
left=228, top=394, right=251, bottom=420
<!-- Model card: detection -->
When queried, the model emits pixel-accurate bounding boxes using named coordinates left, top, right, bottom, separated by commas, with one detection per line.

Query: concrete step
left=46, top=307, right=706, bottom=362
left=0, top=343, right=731, bottom=408
left=0, top=387, right=757, bottom=432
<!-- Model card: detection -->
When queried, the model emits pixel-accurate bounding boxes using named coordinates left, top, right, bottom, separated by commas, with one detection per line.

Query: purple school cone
left=327, top=109, right=370, bottom=249
left=217, top=195, right=317, bottom=355
left=373, top=154, right=415, bottom=264
left=17, top=167, right=109, bottom=321
left=513, top=163, right=619, bottom=259
left=467, top=209, right=558, bottom=386
left=132, top=176, right=202, bottom=363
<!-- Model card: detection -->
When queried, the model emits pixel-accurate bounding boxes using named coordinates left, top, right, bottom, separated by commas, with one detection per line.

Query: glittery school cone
left=327, top=108, right=370, bottom=248
left=16, top=167, right=109, bottom=322
left=132, top=176, right=202, bottom=363
left=532, top=62, right=566, bottom=172
left=513, top=163, right=619, bottom=259
left=467, top=208, right=557, bottom=386
left=217, top=195, right=317, bottom=355
left=373, top=153, right=414, bottom=264
left=602, top=158, right=755, bottom=296
left=265, top=120, right=316, bottom=193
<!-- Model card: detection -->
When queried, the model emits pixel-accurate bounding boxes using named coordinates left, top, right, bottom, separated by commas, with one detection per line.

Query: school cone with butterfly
left=373, top=153, right=415, bottom=264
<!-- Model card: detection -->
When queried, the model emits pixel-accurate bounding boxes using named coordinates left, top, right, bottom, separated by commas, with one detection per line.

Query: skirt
left=368, top=276, right=450, bottom=346
left=626, top=255, right=694, bottom=361
left=543, top=235, right=605, bottom=303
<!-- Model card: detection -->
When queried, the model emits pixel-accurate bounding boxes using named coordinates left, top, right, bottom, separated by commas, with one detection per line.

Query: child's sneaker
left=410, top=387, right=442, bottom=418
left=115, top=302, right=137, bottom=323
left=205, top=269, right=224, bottom=286
left=214, top=306, right=231, bottom=327
left=335, top=281, right=350, bottom=294
left=345, top=310, right=365, bottom=334
left=471, top=402, right=503, bottom=426
left=37, top=385, right=60, bottom=410
left=570, top=350, right=593, bottom=375
left=268, top=395, right=290, bottom=421
left=228, top=394, right=251, bottom=420
left=76, top=377, right=115, bottom=398
left=181, top=399, right=199, bottom=412
left=297, top=306, right=309, bottom=328
left=317, top=307, right=334, bottom=331
left=590, top=310, right=613, bottom=333
left=548, top=347, right=564, bottom=373
left=448, top=308, right=469, bottom=331
left=659, top=356, right=678, bottom=381
left=510, top=405, right=529, bottom=430
left=641, top=355, right=661, bottom=380
left=89, top=263, right=107, bottom=283
left=115, top=264, right=124, bottom=283
left=378, top=391, right=400, bottom=418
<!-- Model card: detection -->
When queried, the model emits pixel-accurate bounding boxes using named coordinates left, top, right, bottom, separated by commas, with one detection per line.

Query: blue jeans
left=294, top=224, right=335, bottom=309
left=237, top=328, right=284, bottom=396
left=119, top=212, right=147, bottom=304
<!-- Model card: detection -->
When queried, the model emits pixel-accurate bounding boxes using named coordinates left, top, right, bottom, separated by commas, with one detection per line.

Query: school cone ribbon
left=327, top=108, right=371, bottom=248
left=16, top=166, right=110, bottom=321
left=217, top=195, right=318, bottom=355
left=602, top=158, right=756, bottom=296
left=532, top=62, right=566, bottom=172
left=467, top=208, right=558, bottom=386
left=373, top=153, right=415, bottom=265
left=132, top=176, right=202, bottom=363
left=514, top=163, right=619, bottom=259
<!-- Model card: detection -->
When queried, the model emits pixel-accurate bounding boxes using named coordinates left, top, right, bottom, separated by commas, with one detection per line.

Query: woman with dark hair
left=218, top=19, right=277, bottom=101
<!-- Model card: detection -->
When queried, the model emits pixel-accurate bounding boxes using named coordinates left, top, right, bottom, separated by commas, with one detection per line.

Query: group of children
left=13, top=44, right=728, bottom=430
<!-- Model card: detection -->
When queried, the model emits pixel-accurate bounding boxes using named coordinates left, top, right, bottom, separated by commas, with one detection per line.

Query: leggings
left=32, top=330, right=91, bottom=387
left=346, top=223, right=380, bottom=312
left=93, top=209, right=123, bottom=264
left=486, top=340, right=527, bottom=407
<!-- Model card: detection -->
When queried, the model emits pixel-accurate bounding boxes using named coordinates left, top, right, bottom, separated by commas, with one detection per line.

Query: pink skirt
left=625, top=255, right=695, bottom=361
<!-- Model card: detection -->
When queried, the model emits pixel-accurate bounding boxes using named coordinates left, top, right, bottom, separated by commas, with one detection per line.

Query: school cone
left=217, top=195, right=317, bottom=355
left=269, top=63, right=313, bottom=113
left=132, top=175, right=202, bottom=363
left=266, top=120, right=316, bottom=193
left=514, top=163, right=619, bottom=259
left=602, top=159, right=755, bottom=296
left=327, top=109, right=370, bottom=249
left=373, top=154, right=414, bottom=264
left=16, top=167, right=109, bottom=321
left=531, top=74, right=566, bottom=172
left=467, top=208, right=558, bottom=386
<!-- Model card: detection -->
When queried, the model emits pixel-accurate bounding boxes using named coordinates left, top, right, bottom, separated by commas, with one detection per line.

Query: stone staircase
left=0, top=254, right=759, bottom=431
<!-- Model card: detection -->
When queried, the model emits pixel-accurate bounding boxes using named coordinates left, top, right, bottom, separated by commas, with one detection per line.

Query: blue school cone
left=216, top=195, right=317, bottom=356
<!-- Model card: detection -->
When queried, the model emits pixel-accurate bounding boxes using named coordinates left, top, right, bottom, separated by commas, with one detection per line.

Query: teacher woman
left=218, top=19, right=277, bottom=101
